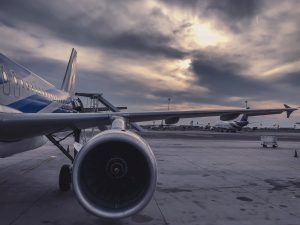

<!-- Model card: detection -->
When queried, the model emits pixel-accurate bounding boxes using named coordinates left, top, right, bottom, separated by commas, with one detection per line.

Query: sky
left=0, top=0, right=300, bottom=127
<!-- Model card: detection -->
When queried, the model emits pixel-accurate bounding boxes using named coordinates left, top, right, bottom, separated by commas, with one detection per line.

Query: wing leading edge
left=0, top=105, right=296, bottom=141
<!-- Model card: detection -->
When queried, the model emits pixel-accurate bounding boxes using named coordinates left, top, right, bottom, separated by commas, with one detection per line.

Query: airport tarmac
left=0, top=131, right=300, bottom=225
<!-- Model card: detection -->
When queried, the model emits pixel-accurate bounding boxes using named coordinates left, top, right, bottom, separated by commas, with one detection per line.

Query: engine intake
left=72, top=130, right=157, bottom=219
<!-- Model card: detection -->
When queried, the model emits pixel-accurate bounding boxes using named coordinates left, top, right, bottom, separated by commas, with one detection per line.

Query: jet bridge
left=75, top=92, right=144, bottom=132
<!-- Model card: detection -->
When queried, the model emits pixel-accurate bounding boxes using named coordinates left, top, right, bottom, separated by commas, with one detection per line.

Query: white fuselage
left=0, top=53, right=72, bottom=157
left=213, top=120, right=249, bottom=131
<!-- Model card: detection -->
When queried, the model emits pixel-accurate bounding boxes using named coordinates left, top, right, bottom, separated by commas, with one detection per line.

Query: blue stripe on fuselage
left=8, top=94, right=52, bottom=113
left=0, top=76, right=7, bottom=84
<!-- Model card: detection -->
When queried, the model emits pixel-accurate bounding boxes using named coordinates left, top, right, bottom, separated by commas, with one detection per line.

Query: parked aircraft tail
left=284, top=104, right=293, bottom=118
left=240, top=114, right=249, bottom=122
left=61, top=48, right=77, bottom=95
left=240, top=106, right=250, bottom=122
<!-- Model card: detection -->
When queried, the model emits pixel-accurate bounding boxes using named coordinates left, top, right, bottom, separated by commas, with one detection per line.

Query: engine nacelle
left=220, top=113, right=240, bottom=121
left=72, top=130, right=157, bottom=219
left=165, top=117, right=180, bottom=125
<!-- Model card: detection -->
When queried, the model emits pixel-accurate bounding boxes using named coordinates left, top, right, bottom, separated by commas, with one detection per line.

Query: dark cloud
left=0, top=0, right=185, bottom=59
left=161, top=0, right=203, bottom=10
left=162, top=0, right=263, bottom=32
left=275, top=71, right=300, bottom=87
left=101, top=32, right=186, bottom=59
left=189, top=55, right=300, bottom=105
left=191, top=56, right=268, bottom=96
left=207, top=0, right=262, bottom=21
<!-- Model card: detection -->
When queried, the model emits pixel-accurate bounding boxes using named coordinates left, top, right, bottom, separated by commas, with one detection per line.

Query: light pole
left=168, top=97, right=171, bottom=111
left=245, top=100, right=248, bottom=109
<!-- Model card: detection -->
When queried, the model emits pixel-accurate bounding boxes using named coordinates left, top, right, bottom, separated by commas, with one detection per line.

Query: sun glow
left=188, top=22, right=228, bottom=48
left=178, top=58, right=192, bottom=70
left=146, top=1, right=230, bottom=50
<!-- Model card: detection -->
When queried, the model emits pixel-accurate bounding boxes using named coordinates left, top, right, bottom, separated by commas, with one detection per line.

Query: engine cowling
left=72, top=130, right=157, bottom=219
left=165, top=117, right=180, bottom=125
left=220, top=113, right=240, bottom=121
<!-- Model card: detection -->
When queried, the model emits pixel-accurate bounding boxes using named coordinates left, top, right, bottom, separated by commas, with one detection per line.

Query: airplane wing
left=122, top=106, right=295, bottom=123
left=0, top=105, right=296, bottom=140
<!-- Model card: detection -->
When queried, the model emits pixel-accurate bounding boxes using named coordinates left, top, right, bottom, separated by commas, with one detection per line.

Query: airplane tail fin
left=240, top=106, right=250, bottom=122
left=240, top=114, right=249, bottom=122
left=284, top=104, right=294, bottom=118
left=61, top=48, right=77, bottom=95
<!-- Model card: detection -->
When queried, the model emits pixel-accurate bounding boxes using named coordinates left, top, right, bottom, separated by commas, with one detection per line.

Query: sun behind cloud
left=188, top=22, right=229, bottom=48
left=178, top=58, right=192, bottom=70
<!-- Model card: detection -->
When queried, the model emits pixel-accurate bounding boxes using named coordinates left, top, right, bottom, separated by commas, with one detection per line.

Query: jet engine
left=72, top=130, right=157, bottom=219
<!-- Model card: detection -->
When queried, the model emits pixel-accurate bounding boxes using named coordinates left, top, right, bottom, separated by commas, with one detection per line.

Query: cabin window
left=25, top=81, right=29, bottom=89
left=2, top=70, right=8, bottom=82
left=11, top=71, right=18, bottom=84
left=2, top=67, right=10, bottom=96
left=11, top=72, right=20, bottom=97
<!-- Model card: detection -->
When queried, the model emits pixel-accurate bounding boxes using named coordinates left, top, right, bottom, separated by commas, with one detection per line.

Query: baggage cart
left=261, top=136, right=278, bottom=148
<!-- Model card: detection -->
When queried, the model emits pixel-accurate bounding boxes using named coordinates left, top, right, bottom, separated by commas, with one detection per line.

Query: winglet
left=284, top=104, right=296, bottom=118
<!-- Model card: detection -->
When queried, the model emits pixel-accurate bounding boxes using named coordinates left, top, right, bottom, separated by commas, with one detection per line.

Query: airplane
left=212, top=113, right=250, bottom=132
left=0, top=49, right=297, bottom=219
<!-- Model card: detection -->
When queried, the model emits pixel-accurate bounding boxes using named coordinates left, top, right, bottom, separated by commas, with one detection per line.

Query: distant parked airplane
left=212, top=113, right=249, bottom=132
left=211, top=105, right=291, bottom=132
